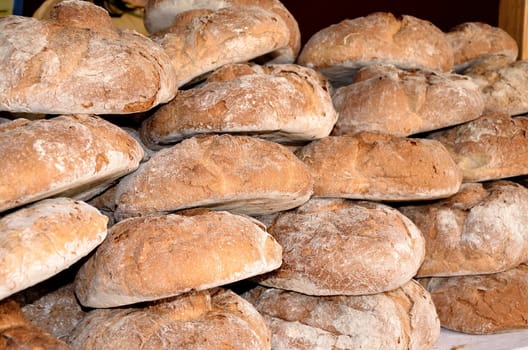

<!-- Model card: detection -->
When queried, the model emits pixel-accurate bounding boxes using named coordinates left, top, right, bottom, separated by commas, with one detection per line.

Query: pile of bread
left=1, top=0, right=528, bottom=348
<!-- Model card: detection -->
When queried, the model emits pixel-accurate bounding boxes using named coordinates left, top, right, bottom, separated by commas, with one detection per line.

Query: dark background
left=281, top=0, right=500, bottom=45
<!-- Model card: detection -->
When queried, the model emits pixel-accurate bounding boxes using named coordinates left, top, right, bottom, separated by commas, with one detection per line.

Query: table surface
left=434, top=328, right=528, bottom=350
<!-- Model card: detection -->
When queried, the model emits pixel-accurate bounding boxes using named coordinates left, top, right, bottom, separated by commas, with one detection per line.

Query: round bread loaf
left=140, top=63, right=337, bottom=148
left=0, top=114, right=144, bottom=213
left=114, top=134, right=313, bottom=220
left=0, top=198, right=108, bottom=301
left=75, top=209, right=282, bottom=308
left=399, top=181, right=528, bottom=277
left=421, top=263, right=528, bottom=334
left=447, top=22, right=518, bottom=72
left=243, top=280, right=440, bottom=350
left=144, top=0, right=300, bottom=63
left=464, top=58, right=528, bottom=116
left=297, top=12, right=454, bottom=86
left=20, top=283, right=86, bottom=342
left=0, top=0, right=176, bottom=114
left=150, top=6, right=293, bottom=87
left=0, top=299, right=72, bottom=349
left=332, top=64, right=484, bottom=137
left=255, top=198, right=425, bottom=296
left=69, top=288, right=271, bottom=350
left=296, top=133, right=462, bottom=201
left=427, top=115, right=528, bottom=182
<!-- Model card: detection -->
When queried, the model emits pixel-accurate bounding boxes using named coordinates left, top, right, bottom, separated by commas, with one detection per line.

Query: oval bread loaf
left=255, top=198, right=425, bottom=296
left=0, top=198, right=108, bottom=300
left=114, top=134, right=313, bottom=220
left=75, top=210, right=282, bottom=308
left=0, top=114, right=144, bottom=213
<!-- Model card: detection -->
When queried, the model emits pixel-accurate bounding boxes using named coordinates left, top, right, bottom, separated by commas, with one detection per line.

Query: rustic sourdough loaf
left=464, top=57, right=528, bottom=115
left=69, top=288, right=271, bottom=350
left=297, top=12, right=454, bottom=86
left=447, top=22, right=518, bottom=72
left=0, top=0, right=176, bottom=114
left=75, top=209, right=282, bottom=308
left=255, top=198, right=425, bottom=296
left=421, top=263, right=528, bottom=334
left=145, top=0, right=300, bottom=63
left=140, top=63, right=337, bottom=148
left=243, top=280, right=440, bottom=350
left=296, top=132, right=462, bottom=201
left=19, top=282, right=86, bottom=342
left=114, top=134, right=313, bottom=220
left=0, top=299, right=72, bottom=349
left=332, top=64, right=484, bottom=136
left=427, top=114, right=528, bottom=182
left=0, top=114, right=144, bottom=213
left=399, top=181, right=528, bottom=277
left=0, top=198, right=107, bottom=301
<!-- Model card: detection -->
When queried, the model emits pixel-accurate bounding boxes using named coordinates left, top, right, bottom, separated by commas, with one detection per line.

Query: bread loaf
left=399, top=181, right=528, bottom=277
left=0, top=0, right=176, bottom=114
left=20, top=283, right=86, bottom=342
left=0, top=299, right=72, bottom=349
left=464, top=58, right=528, bottom=116
left=255, top=198, right=425, bottom=296
left=144, top=0, right=300, bottom=63
left=0, top=114, right=144, bottom=213
left=114, top=134, right=313, bottom=220
left=0, top=197, right=107, bottom=301
left=427, top=115, right=528, bottom=182
left=296, top=133, right=462, bottom=201
left=297, top=12, right=454, bottom=86
left=140, top=63, right=337, bottom=148
left=243, top=280, right=440, bottom=350
left=447, top=22, right=518, bottom=72
left=421, top=263, right=528, bottom=334
left=332, top=64, right=484, bottom=136
left=75, top=209, right=282, bottom=308
left=69, top=288, right=271, bottom=350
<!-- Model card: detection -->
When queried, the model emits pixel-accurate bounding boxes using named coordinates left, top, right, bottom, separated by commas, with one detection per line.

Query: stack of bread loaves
left=1, top=0, right=527, bottom=348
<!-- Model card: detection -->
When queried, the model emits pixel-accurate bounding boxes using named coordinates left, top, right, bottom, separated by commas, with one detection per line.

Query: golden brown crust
left=140, top=63, right=337, bottom=148
left=296, top=133, right=462, bottom=201
left=421, top=264, right=528, bottom=334
left=332, top=64, right=484, bottom=136
left=243, top=281, right=439, bottom=350
left=0, top=198, right=108, bottom=300
left=297, top=12, right=454, bottom=86
left=0, top=0, right=176, bottom=114
left=255, top=198, right=425, bottom=296
left=144, top=0, right=300, bottom=62
left=427, top=115, right=528, bottom=182
left=150, top=6, right=291, bottom=87
left=399, top=181, right=528, bottom=277
left=447, top=22, right=518, bottom=72
left=0, top=299, right=72, bottom=349
left=114, top=134, right=313, bottom=220
left=74, top=210, right=282, bottom=308
left=0, top=115, right=144, bottom=213
left=69, top=288, right=271, bottom=350
left=464, top=59, right=528, bottom=116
